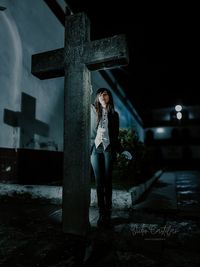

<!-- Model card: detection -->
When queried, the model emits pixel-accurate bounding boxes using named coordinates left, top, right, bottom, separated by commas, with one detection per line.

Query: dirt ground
left=0, top=194, right=200, bottom=267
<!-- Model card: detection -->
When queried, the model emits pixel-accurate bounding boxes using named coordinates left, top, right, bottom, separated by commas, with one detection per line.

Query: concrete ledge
left=0, top=170, right=164, bottom=209
left=129, top=170, right=163, bottom=205
left=0, top=184, right=63, bottom=204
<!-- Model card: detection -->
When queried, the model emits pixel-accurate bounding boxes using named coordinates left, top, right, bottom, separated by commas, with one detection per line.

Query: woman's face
left=98, top=91, right=110, bottom=108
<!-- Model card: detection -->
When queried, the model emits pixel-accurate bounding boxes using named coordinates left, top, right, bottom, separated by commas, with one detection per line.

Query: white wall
left=0, top=0, right=65, bottom=150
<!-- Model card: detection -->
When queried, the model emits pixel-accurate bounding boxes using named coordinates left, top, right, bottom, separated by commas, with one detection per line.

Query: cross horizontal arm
left=84, top=34, right=129, bottom=71
left=31, top=35, right=129, bottom=80
left=31, top=48, right=64, bottom=80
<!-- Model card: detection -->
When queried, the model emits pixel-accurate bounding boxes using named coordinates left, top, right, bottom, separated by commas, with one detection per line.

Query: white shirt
left=95, top=108, right=110, bottom=150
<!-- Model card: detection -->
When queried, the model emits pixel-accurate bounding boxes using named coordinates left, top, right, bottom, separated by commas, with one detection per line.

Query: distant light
left=156, top=128, right=165, bottom=133
left=176, top=112, right=182, bottom=120
left=175, top=105, right=182, bottom=112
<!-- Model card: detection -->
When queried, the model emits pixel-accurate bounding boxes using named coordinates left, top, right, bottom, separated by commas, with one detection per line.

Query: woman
left=91, top=88, right=131, bottom=228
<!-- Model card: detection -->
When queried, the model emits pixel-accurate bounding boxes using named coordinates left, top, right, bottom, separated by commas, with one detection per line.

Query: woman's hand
left=121, top=151, right=132, bottom=160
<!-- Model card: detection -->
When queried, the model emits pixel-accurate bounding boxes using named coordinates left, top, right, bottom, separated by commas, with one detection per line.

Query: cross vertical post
left=62, top=13, right=91, bottom=235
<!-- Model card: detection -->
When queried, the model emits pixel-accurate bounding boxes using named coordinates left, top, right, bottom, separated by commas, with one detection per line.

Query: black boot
left=97, top=209, right=112, bottom=229
left=97, top=213, right=105, bottom=228
left=104, top=208, right=111, bottom=228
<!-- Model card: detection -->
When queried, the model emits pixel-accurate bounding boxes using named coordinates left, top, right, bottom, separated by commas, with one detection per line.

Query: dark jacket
left=90, top=105, right=122, bottom=154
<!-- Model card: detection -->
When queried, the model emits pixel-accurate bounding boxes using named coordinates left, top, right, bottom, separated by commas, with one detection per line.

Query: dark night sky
left=67, top=0, right=199, bottom=120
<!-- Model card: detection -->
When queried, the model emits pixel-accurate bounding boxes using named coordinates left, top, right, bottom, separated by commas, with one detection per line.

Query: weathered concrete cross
left=32, top=12, right=129, bottom=236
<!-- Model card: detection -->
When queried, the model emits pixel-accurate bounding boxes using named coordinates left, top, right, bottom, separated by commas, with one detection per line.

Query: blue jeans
left=91, top=143, right=113, bottom=214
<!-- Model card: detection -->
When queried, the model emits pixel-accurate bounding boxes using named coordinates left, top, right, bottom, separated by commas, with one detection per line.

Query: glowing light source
left=156, top=128, right=165, bottom=133
left=175, top=105, right=182, bottom=112
left=176, top=112, right=182, bottom=120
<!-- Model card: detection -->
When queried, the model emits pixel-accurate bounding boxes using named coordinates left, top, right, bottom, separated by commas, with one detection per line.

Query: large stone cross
left=32, top=12, right=129, bottom=236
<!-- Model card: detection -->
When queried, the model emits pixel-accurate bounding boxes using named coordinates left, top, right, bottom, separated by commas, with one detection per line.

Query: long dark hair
left=94, top=88, right=115, bottom=125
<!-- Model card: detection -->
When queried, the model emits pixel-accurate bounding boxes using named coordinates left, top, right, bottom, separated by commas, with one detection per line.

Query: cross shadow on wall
left=3, top=92, right=49, bottom=148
